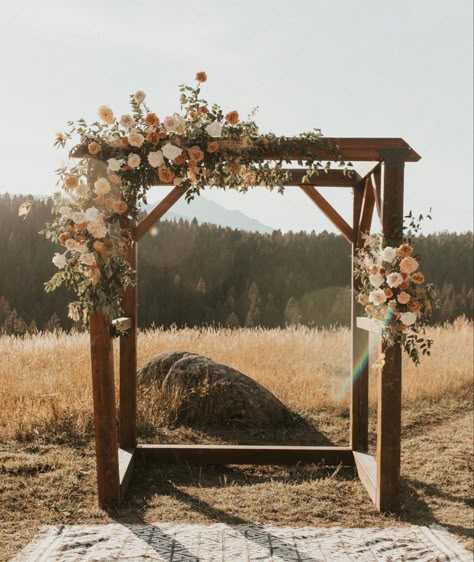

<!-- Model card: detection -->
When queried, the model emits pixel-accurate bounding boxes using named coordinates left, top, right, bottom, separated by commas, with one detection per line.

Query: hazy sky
left=1, top=0, right=472, bottom=234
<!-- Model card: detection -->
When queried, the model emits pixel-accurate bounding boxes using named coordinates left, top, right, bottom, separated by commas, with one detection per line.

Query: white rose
left=205, top=121, right=223, bottom=138
left=174, top=115, right=186, bottom=135
left=72, top=211, right=86, bottom=224
left=147, top=150, right=164, bottom=168
left=386, top=272, right=403, bottom=288
left=369, top=289, right=387, bottom=306
left=162, top=142, right=183, bottom=161
left=59, top=206, right=73, bottom=218
left=75, top=242, right=88, bottom=254
left=128, top=153, right=141, bottom=168
left=65, top=239, right=78, bottom=251
left=107, top=158, right=123, bottom=172
left=94, top=177, right=111, bottom=196
left=80, top=252, right=96, bottom=266
left=85, top=207, right=101, bottom=222
left=134, top=90, right=146, bottom=104
left=52, top=253, right=67, bottom=269
left=87, top=220, right=108, bottom=238
left=120, top=114, right=135, bottom=128
left=400, top=311, right=417, bottom=326
left=74, top=183, right=89, bottom=198
left=128, top=129, right=145, bottom=148
left=369, top=272, right=384, bottom=288
left=381, top=246, right=397, bottom=263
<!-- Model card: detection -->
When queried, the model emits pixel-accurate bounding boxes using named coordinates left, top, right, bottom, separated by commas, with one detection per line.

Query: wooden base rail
left=136, top=445, right=354, bottom=466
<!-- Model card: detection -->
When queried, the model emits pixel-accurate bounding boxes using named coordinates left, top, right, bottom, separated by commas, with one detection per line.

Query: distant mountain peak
left=146, top=194, right=274, bottom=233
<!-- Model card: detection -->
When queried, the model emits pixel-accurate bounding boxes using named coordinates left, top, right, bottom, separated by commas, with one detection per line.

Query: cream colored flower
left=134, top=90, right=146, bottom=104
left=164, top=114, right=185, bottom=134
left=400, top=256, right=419, bottom=274
left=107, top=158, right=123, bottom=172
left=162, top=142, right=183, bottom=161
left=98, top=105, right=114, bottom=124
left=85, top=207, right=101, bottom=222
left=72, top=211, right=86, bottom=224
left=52, top=253, right=67, bottom=269
left=147, top=150, right=164, bottom=168
left=59, top=206, right=73, bottom=218
left=400, top=311, right=417, bottom=326
left=381, top=246, right=397, bottom=263
left=205, top=121, right=223, bottom=138
left=369, top=272, right=384, bottom=288
left=173, top=176, right=186, bottom=186
left=74, top=183, right=88, bottom=198
left=65, top=239, right=78, bottom=251
left=79, top=252, right=96, bottom=266
left=386, top=272, right=403, bottom=288
left=128, top=129, right=145, bottom=148
left=120, top=114, right=135, bottom=128
left=94, top=177, right=111, bottom=196
left=369, top=289, right=387, bottom=306
left=87, top=220, right=108, bottom=238
left=127, top=153, right=141, bottom=168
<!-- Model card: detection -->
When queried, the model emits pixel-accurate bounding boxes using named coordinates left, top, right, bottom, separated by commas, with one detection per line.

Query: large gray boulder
left=137, top=352, right=294, bottom=428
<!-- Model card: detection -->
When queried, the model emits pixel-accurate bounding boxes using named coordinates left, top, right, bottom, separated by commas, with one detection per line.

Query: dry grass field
left=0, top=318, right=472, bottom=560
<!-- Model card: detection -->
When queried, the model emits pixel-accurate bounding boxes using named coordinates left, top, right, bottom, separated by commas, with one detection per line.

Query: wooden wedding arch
left=85, top=137, right=420, bottom=512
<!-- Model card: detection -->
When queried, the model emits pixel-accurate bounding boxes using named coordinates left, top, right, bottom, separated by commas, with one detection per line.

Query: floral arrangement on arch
left=354, top=218, right=436, bottom=365
left=42, top=72, right=346, bottom=323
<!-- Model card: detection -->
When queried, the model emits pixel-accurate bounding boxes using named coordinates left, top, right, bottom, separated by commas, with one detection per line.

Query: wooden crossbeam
left=73, top=137, right=421, bottom=162
left=137, top=444, right=354, bottom=466
left=299, top=185, right=354, bottom=243
left=134, top=186, right=188, bottom=241
left=357, top=178, right=375, bottom=247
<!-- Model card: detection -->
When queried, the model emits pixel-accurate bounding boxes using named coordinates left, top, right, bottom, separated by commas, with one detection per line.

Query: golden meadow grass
left=0, top=318, right=472, bottom=440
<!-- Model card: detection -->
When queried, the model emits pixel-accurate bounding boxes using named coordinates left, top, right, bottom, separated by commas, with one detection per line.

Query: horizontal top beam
left=73, top=137, right=420, bottom=163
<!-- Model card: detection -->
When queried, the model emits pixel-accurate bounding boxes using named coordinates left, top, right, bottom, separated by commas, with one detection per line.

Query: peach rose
left=65, top=175, right=79, bottom=189
left=397, top=243, right=413, bottom=257
left=93, top=241, right=105, bottom=253
left=188, top=146, right=204, bottom=162
left=365, top=304, right=375, bottom=316
left=411, top=272, right=425, bottom=284
left=108, top=174, right=121, bottom=185
left=174, top=153, right=187, bottom=166
left=146, top=131, right=160, bottom=145
left=88, top=141, right=101, bottom=155
left=379, top=267, right=387, bottom=275
left=228, top=164, right=241, bottom=175
left=158, top=165, right=174, bottom=183
left=145, top=113, right=160, bottom=127
left=397, top=291, right=411, bottom=304
left=357, top=293, right=368, bottom=305
left=400, top=256, right=419, bottom=274
left=195, top=71, right=207, bottom=83
left=199, top=106, right=208, bottom=114
left=225, top=110, right=239, bottom=125
left=98, top=105, right=114, bottom=124
left=383, top=288, right=393, bottom=298
left=187, top=168, right=198, bottom=184
left=113, top=200, right=128, bottom=215
left=399, top=281, right=409, bottom=291
left=120, top=136, right=129, bottom=148
left=189, top=111, right=198, bottom=121
left=207, top=141, right=219, bottom=153
left=407, top=300, right=421, bottom=312
left=369, top=265, right=378, bottom=275
left=59, top=232, right=70, bottom=246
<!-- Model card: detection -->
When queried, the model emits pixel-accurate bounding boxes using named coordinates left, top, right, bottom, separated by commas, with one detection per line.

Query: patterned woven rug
left=12, top=523, right=471, bottom=562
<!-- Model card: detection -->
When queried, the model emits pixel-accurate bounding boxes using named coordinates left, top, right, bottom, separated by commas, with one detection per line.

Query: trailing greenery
left=0, top=194, right=472, bottom=334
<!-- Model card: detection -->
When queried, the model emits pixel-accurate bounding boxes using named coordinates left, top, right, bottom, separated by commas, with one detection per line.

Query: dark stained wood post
left=119, top=214, right=138, bottom=450
left=376, top=149, right=406, bottom=512
left=350, top=182, right=370, bottom=452
left=90, top=311, right=121, bottom=508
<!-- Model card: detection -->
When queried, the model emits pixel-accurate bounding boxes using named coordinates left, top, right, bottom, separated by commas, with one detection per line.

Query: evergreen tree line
left=0, top=194, right=472, bottom=334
